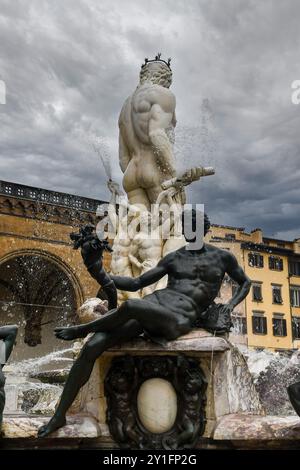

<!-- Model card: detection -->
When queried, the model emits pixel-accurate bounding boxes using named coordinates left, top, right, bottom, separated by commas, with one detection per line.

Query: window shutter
left=279, top=259, right=283, bottom=271
left=291, top=289, right=295, bottom=307
left=252, top=316, right=257, bottom=333
left=292, top=318, right=300, bottom=339
left=272, top=319, right=277, bottom=336
left=254, top=285, right=262, bottom=301
left=262, top=317, right=267, bottom=334
left=292, top=319, right=297, bottom=339
left=282, top=319, right=287, bottom=337
left=273, top=287, right=282, bottom=304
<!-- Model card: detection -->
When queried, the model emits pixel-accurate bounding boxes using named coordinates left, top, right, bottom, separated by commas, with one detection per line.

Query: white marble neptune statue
left=108, top=54, right=214, bottom=296
left=118, top=54, right=178, bottom=208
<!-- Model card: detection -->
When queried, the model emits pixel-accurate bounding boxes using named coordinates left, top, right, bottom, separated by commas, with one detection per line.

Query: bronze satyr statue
left=0, top=325, right=18, bottom=433
left=38, top=211, right=251, bottom=437
left=70, top=224, right=117, bottom=310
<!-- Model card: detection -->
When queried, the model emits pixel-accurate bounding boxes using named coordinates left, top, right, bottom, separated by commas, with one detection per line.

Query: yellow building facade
left=207, top=224, right=300, bottom=351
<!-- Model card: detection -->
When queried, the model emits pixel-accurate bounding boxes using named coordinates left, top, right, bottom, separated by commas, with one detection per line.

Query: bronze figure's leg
left=38, top=299, right=193, bottom=437
left=54, top=298, right=192, bottom=343
left=38, top=319, right=142, bottom=438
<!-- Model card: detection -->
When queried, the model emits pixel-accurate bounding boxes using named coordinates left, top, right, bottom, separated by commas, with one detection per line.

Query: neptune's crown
left=141, top=53, right=171, bottom=70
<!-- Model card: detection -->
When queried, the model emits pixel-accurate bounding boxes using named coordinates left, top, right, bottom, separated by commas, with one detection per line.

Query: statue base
left=2, top=329, right=300, bottom=449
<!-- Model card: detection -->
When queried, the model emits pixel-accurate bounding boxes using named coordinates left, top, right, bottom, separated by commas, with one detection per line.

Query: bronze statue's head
left=181, top=209, right=211, bottom=242
left=203, top=213, right=211, bottom=235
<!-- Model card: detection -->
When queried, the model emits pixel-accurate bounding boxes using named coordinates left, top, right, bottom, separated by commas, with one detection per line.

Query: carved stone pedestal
left=87, top=329, right=264, bottom=449
left=4, top=329, right=294, bottom=450
left=104, top=354, right=206, bottom=449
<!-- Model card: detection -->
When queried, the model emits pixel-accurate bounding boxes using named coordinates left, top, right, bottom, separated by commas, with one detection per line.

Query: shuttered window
left=290, top=287, right=300, bottom=307
left=252, top=283, right=263, bottom=301
left=289, top=261, right=300, bottom=276
left=292, top=317, right=300, bottom=339
left=269, top=256, right=283, bottom=271
left=272, top=285, right=283, bottom=304
left=252, top=315, right=267, bottom=335
left=248, top=253, right=264, bottom=268
left=272, top=317, right=287, bottom=337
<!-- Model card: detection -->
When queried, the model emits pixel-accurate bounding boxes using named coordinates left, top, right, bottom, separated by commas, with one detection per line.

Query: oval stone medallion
left=137, top=378, right=177, bottom=434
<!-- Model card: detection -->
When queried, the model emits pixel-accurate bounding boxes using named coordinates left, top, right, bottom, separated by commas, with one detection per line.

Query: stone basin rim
left=214, top=413, right=300, bottom=441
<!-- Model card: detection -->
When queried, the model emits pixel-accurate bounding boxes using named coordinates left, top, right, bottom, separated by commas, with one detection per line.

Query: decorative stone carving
left=106, top=186, right=142, bottom=302
left=107, top=176, right=213, bottom=299
left=104, top=354, right=207, bottom=449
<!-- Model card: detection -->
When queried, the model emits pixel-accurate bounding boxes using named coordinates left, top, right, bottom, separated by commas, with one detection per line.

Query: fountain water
left=90, top=136, right=113, bottom=181
left=4, top=347, right=74, bottom=416
left=240, top=346, right=300, bottom=416
left=174, top=99, right=219, bottom=174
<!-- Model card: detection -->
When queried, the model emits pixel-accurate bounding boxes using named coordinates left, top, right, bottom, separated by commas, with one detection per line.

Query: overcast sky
left=0, top=0, right=300, bottom=239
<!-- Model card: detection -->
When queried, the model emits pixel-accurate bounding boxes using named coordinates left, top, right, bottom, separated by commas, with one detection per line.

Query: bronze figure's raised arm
left=70, top=224, right=117, bottom=310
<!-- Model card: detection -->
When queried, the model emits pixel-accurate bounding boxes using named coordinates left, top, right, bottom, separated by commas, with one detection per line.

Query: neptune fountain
left=35, top=55, right=251, bottom=446
left=2, top=54, right=300, bottom=450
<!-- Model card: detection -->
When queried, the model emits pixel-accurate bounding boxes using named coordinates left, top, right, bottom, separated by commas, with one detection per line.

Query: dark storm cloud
left=0, top=0, right=299, bottom=238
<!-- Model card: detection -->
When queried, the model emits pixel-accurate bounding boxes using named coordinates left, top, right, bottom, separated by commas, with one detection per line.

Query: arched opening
left=0, top=251, right=81, bottom=363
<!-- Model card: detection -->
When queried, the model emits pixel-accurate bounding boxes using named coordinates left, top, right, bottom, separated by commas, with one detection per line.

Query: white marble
left=137, top=378, right=177, bottom=434
left=77, top=298, right=108, bottom=324
left=109, top=328, right=230, bottom=353
left=214, top=413, right=300, bottom=440
left=213, top=346, right=264, bottom=417
left=107, top=57, right=215, bottom=296
left=118, top=60, right=178, bottom=208
left=2, top=414, right=101, bottom=438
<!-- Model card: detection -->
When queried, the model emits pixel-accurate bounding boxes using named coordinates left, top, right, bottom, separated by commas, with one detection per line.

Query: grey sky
left=0, top=0, right=299, bottom=239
